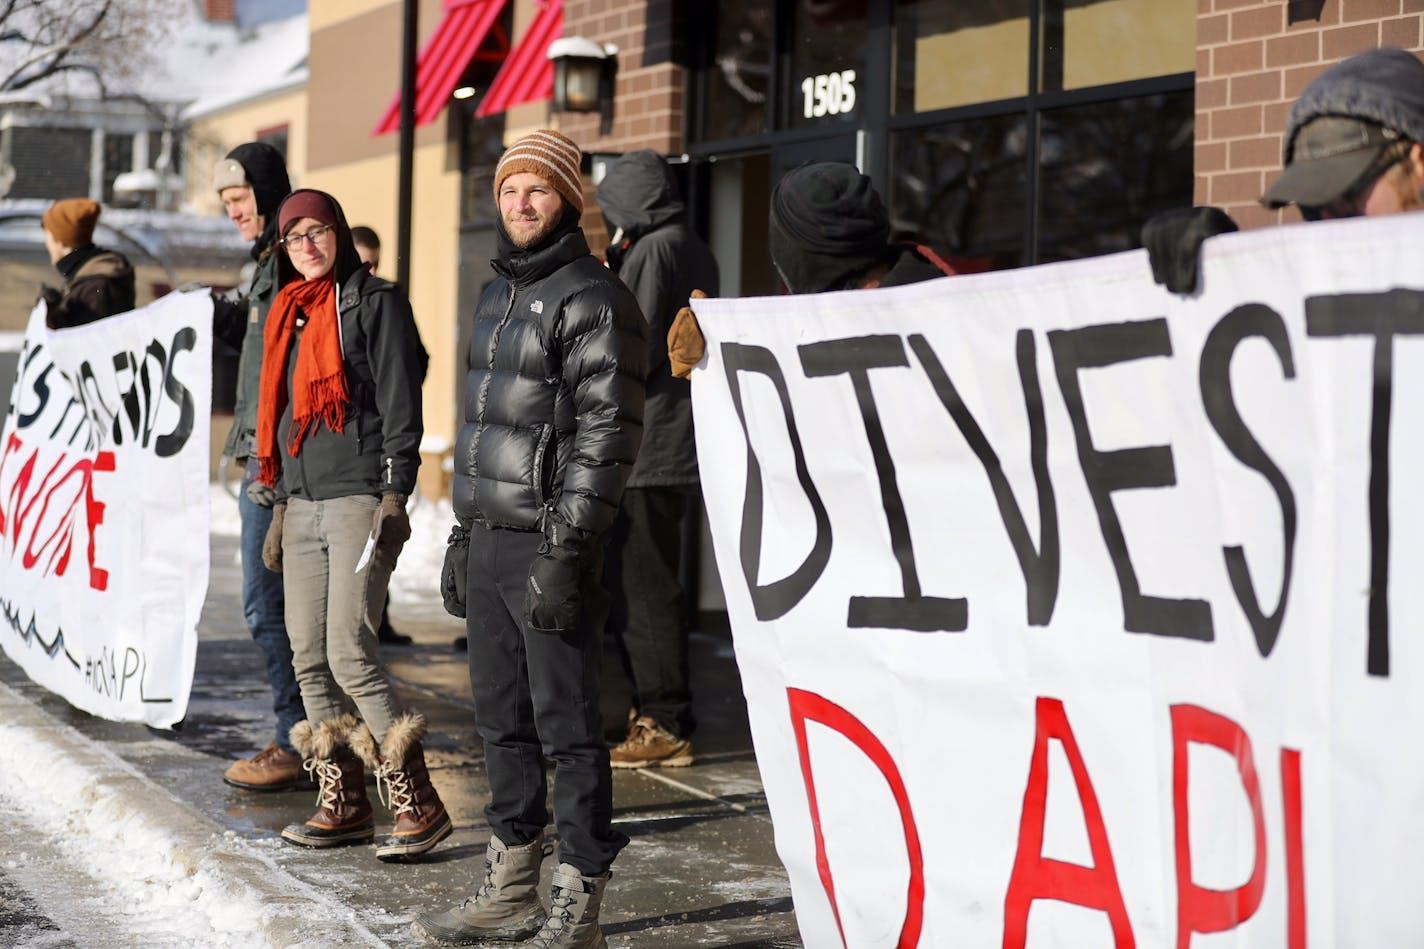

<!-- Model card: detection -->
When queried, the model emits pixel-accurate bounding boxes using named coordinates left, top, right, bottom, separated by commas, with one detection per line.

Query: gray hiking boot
left=411, top=833, right=547, bottom=944
left=522, top=863, right=610, bottom=949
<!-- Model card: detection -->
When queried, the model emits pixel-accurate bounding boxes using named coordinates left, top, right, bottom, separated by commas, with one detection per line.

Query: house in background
left=0, top=0, right=308, bottom=329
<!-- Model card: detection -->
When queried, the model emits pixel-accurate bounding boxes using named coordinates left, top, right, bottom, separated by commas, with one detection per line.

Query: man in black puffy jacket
left=414, top=130, right=645, bottom=949
left=594, top=151, right=719, bottom=771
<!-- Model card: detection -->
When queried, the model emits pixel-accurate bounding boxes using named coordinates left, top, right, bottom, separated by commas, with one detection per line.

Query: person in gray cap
left=1263, top=46, right=1424, bottom=219
left=1145, top=47, right=1424, bottom=294
left=209, top=142, right=307, bottom=793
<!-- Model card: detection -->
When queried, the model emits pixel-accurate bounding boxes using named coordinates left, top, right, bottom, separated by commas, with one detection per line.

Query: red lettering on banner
left=786, top=687, right=925, bottom=949
left=1171, top=704, right=1267, bottom=949
left=0, top=431, right=114, bottom=590
left=1281, top=748, right=1306, bottom=949
left=1003, top=697, right=1134, bottom=948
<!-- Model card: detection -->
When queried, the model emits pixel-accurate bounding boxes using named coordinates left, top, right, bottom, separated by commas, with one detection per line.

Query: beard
left=505, top=203, right=564, bottom=249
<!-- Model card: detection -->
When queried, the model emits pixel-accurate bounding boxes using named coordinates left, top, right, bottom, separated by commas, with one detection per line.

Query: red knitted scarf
left=255, top=274, right=348, bottom=486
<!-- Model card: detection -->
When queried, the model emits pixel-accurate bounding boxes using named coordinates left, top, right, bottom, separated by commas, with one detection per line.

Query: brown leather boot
left=280, top=715, right=375, bottom=848
left=351, top=712, right=453, bottom=862
left=222, top=740, right=309, bottom=791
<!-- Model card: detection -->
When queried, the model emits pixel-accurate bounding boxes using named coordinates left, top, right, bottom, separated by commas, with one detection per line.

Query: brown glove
left=371, top=493, right=411, bottom=553
left=262, top=502, right=285, bottom=573
left=667, top=289, right=709, bottom=380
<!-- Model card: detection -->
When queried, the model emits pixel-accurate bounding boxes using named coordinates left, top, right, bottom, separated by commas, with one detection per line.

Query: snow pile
left=0, top=684, right=382, bottom=947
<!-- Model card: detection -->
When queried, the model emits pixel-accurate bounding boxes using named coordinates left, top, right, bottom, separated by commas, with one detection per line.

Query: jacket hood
left=594, top=150, right=684, bottom=238
left=272, top=188, right=365, bottom=291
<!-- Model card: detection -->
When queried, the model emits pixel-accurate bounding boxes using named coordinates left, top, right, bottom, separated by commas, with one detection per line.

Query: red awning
left=474, top=0, right=562, bottom=118
left=372, top=0, right=508, bottom=136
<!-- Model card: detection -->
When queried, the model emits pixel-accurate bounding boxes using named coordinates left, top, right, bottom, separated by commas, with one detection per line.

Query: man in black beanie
left=210, top=141, right=306, bottom=792
left=770, top=161, right=952, bottom=294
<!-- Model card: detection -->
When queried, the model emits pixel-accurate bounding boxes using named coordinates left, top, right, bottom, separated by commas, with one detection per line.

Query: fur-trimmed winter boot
left=410, top=832, right=548, bottom=944
left=280, top=715, right=375, bottom=847
left=350, top=712, right=453, bottom=861
left=523, top=864, right=611, bottom=948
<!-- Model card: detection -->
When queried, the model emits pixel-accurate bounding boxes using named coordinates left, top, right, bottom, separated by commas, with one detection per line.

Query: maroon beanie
left=278, top=191, right=338, bottom=235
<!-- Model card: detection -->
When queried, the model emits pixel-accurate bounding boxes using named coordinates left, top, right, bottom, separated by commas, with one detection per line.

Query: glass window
left=703, top=2, right=773, bottom=140
left=889, top=114, right=1029, bottom=271
left=1053, top=0, right=1196, bottom=92
left=785, top=0, right=866, bottom=129
left=1037, top=90, right=1194, bottom=262
left=5, top=127, right=90, bottom=199
left=102, top=133, right=134, bottom=205
left=895, top=0, right=1031, bottom=114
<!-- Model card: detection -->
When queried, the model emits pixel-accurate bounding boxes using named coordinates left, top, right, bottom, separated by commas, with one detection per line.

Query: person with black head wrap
left=770, top=161, right=952, bottom=293
left=666, top=161, right=955, bottom=379
left=208, top=142, right=308, bottom=794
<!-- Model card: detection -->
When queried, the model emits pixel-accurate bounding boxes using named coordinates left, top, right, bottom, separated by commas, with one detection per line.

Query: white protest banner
left=0, top=291, right=212, bottom=729
left=690, top=213, right=1424, bottom=947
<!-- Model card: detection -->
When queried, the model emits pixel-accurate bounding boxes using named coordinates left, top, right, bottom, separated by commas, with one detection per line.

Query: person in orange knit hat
left=254, top=187, right=449, bottom=863
left=39, top=197, right=134, bottom=329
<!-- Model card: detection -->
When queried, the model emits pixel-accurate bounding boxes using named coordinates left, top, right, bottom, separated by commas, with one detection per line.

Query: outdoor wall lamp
left=548, top=36, right=618, bottom=129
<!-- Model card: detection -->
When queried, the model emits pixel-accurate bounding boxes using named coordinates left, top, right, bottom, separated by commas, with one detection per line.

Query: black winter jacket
left=452, top=226, right=646, bottom=536
left=269, top=191, right=424, bottom=501
left=44, top=244, right=136, bottom=329
left=595, top=150, right=719, bottom=488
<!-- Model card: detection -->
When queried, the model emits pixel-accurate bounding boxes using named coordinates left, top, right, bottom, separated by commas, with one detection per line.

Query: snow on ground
left=209, top=484, right=452, bottom=609
left=0, top=689, right=384, bottom=948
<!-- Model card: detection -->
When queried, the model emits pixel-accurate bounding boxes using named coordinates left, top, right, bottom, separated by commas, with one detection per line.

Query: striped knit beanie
left=493, top=129, right=584, bottom=212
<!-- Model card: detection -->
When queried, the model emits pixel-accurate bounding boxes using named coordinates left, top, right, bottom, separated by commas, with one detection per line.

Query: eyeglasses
left=280, top=224, right=333, bottom=250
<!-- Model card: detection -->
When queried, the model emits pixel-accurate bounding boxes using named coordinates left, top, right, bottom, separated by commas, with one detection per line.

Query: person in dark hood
left=209, top=142, right=311, bottom=794
left=593, top=150, right=718, bottom=771
left=39, top=197, right=135, bottom=329
left=253, top=188, right=449, bottom=862
left=665, top=160, right=955, bottom=378
left=770, top=160, right=954, bottom=293
left=414, top=129, right=646, bottom=949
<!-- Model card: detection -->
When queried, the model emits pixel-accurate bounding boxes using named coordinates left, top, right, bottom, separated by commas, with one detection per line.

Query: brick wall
left=554, top=1, right=686, bottom=247
left=1198, top=0, right=1424, bottom=228
left=204, top=0, right=236, bottom=23
left=557, top=1, right=685, bottom=155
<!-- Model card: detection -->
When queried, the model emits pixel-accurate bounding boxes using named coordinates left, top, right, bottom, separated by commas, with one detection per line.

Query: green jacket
left=224, top=247, right=280, bottom=461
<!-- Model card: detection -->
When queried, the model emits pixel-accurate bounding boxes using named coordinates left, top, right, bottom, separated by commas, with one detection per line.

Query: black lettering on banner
left=156, top=327, right=196, bottom=457
left=910, top=330, right=1060, bottom=626
left=1199, top=304, right=1297, bottom=658
left=1305, top=288, right=1424, bottom=677
left=721, top=342, right=833, bottom=621
left=1048, top=319, right=1214, bottom=641
left=799, top=335, right=967, bottom=632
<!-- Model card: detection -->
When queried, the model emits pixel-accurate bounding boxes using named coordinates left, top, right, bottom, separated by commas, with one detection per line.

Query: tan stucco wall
left=305, top=0, right=470, bottom=498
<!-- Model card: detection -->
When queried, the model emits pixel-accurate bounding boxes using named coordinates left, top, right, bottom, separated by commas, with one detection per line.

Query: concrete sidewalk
left=0, top=530, right=802, bottom=947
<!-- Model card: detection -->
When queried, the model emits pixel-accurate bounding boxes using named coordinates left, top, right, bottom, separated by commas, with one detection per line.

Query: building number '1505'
left=801, top=70, right=857, bottom=118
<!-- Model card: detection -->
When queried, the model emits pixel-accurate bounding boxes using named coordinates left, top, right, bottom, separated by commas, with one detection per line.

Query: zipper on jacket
left=531, top=424, right=552, bottom=502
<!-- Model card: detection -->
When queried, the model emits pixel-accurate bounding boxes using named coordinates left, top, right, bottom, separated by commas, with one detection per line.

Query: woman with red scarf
left=254, top=188, right=449, bottom=861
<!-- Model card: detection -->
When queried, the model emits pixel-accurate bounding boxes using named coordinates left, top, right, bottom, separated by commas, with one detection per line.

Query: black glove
left=441, top=521, right=471, bottom=619
left=1141, top=206, right=1238, bottom=295
left=371, top=493, right=411, bottom=553
left=245, top=479, right=278, bottom=509
left=522, top=512, right=590, bottom=634
left=262, top=502, right=286, bottom=573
